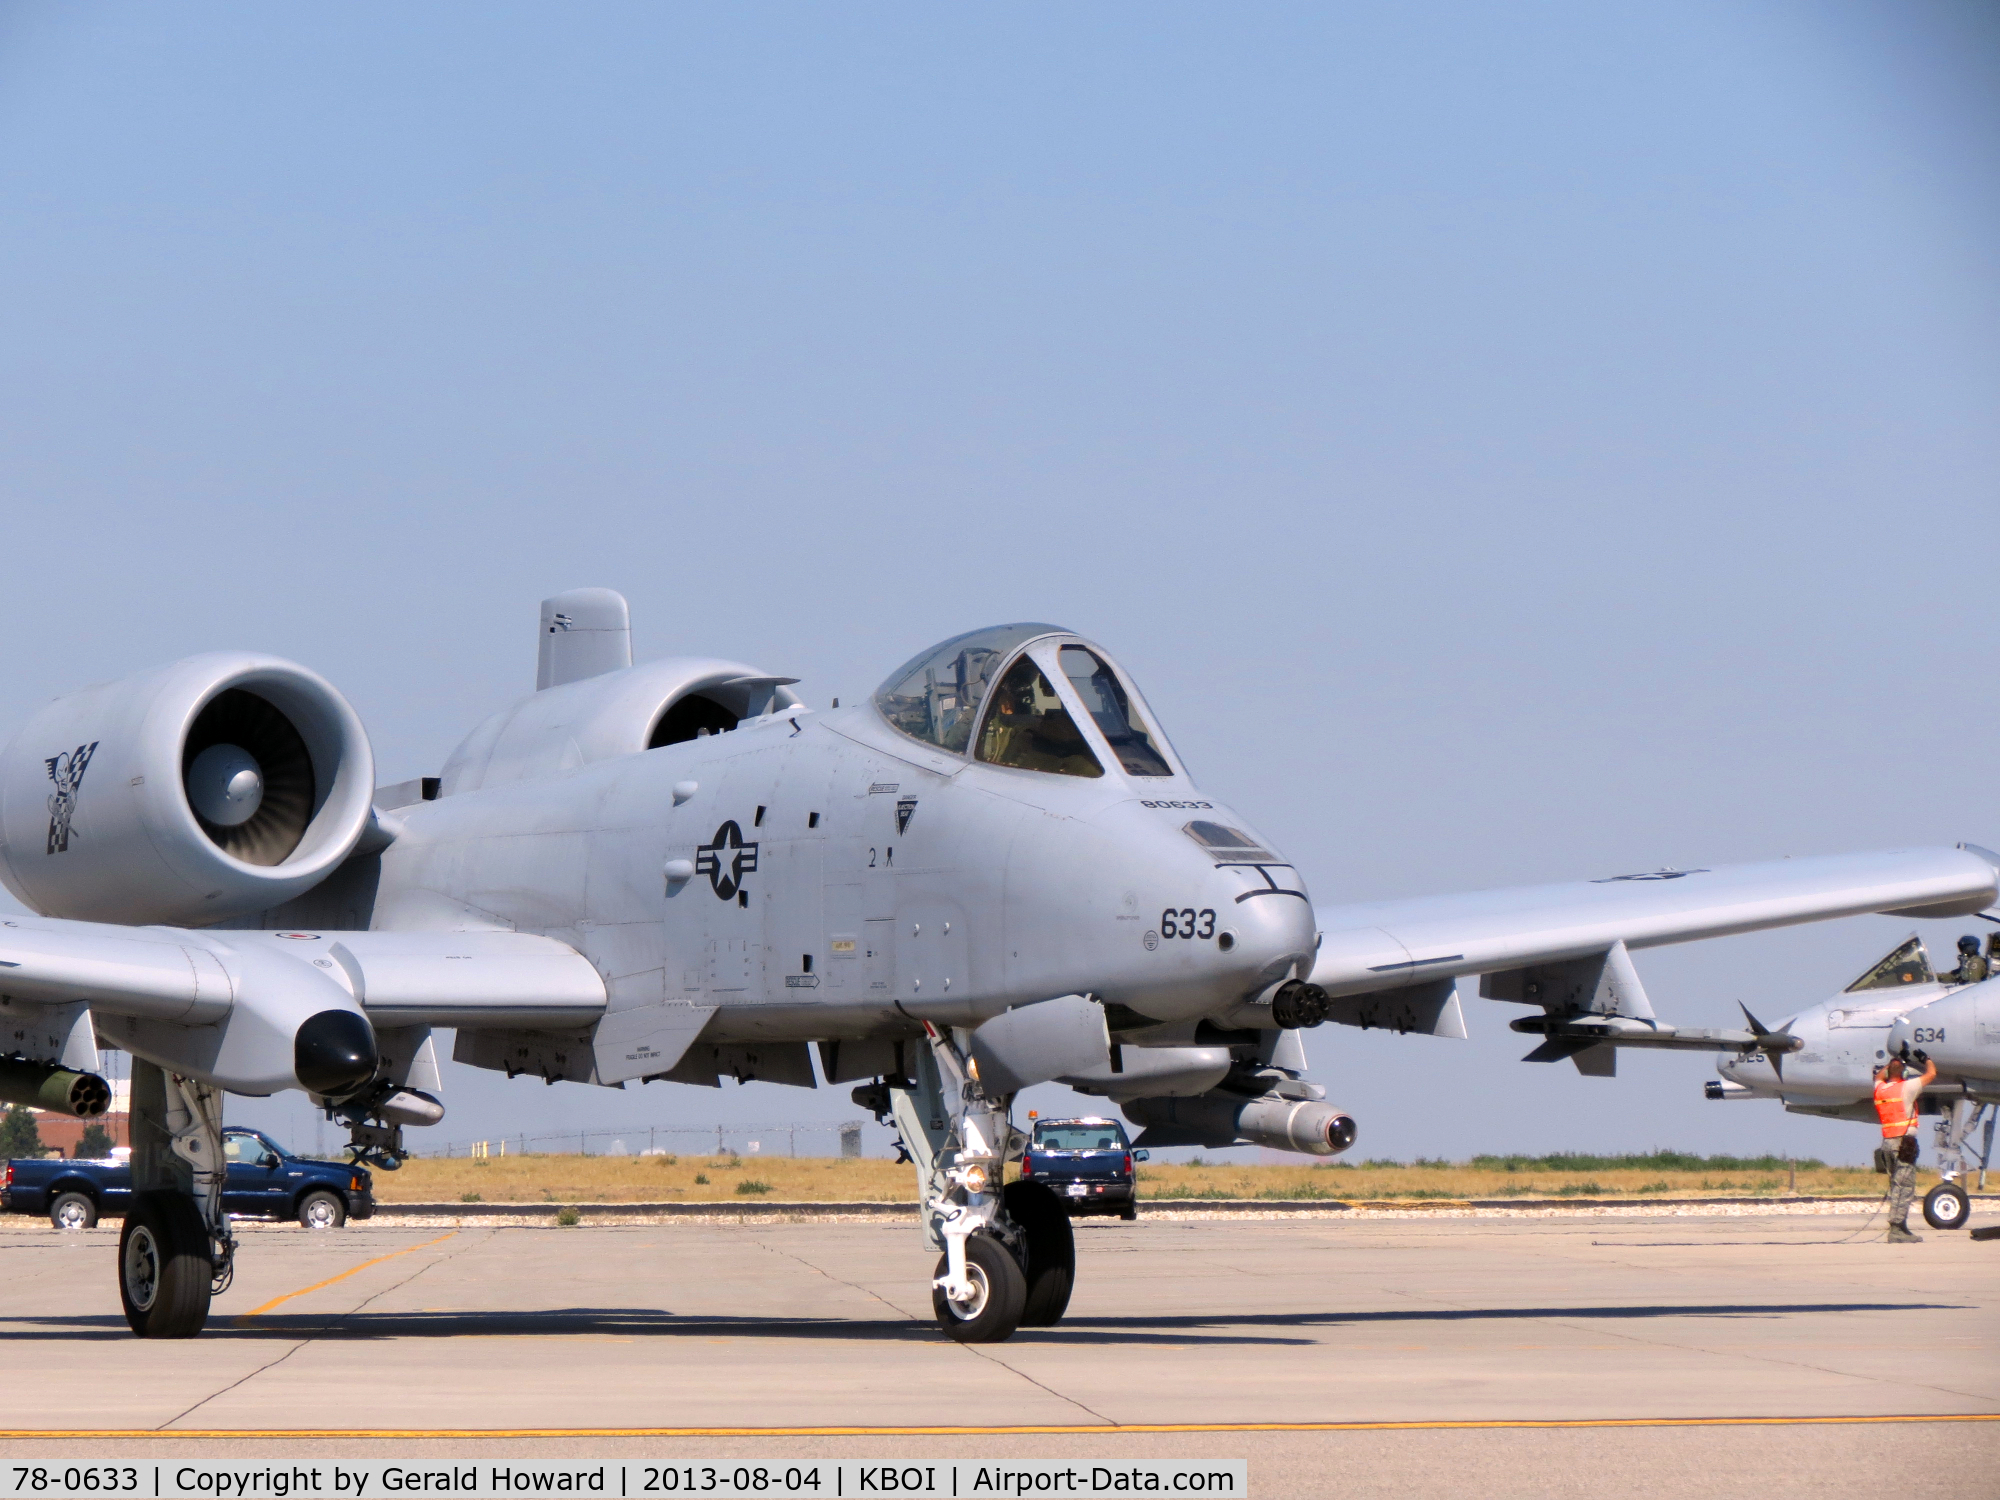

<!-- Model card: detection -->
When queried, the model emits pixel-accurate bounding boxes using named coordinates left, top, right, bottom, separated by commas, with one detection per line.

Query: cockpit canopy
left=1844, top=936, right=1934, bottom=992
left=874, top=624, right=1177, bottom=779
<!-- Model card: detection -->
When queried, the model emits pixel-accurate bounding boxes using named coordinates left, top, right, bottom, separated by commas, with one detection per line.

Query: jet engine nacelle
left=0, top=654, right=375, bottom=926
left=440, top=656, right=806, bottom=795
left=1124, top=1091, right=1359, bottom=1156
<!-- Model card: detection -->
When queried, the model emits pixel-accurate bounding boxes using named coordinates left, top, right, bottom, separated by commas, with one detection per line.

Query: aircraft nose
left=1060, top=803, right=1318, bottom=1021
left=1215, top=882, right=1317, bottom=985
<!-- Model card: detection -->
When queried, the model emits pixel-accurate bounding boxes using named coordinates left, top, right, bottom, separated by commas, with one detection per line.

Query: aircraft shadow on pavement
left=1060, top=1301, right=1968, bottom=1332
left=0, top=1301, right=1961, bottom=1347
left=0, top=1309, right=1306, bottom=1347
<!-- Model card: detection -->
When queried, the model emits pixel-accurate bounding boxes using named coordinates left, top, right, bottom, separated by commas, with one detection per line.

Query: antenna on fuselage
left=537, top=588, right=633, bottom=691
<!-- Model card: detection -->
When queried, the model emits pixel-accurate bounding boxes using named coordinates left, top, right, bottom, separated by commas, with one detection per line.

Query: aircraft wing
left=0, top=918, right=605, bottom=1027
left=1306, top=846, right=1999, bottom=1046
left=0, top=916, right=607, bottom=1098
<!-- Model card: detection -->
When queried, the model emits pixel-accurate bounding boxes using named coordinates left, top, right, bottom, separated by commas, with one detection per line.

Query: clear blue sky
left=2, top=3, right=1995, bottom=1164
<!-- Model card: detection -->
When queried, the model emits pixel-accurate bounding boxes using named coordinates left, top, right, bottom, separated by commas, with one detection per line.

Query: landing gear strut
left=120, top=1060, right=233, bottom=1338
left=874, top=1023, right=1071, bottom=1343
left=1925, top=1098, right=1992, bottom=1231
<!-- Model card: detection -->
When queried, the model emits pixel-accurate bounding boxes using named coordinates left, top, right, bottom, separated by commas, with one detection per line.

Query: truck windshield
left=1035, top=1125, right=1127, bottom=1151
left=223, top=1133, right=282, bottom=1164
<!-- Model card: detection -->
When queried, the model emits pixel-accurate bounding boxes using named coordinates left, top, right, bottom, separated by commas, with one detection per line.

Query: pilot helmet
left=1959, top=934, right=1981, bottom=955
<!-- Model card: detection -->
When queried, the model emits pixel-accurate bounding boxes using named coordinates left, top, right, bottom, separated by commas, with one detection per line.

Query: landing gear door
left=824, top=883, right=894, bottom=998
left=763, top=836, right=823, bottom=1000
left=863, top=918, right=895, bottom=999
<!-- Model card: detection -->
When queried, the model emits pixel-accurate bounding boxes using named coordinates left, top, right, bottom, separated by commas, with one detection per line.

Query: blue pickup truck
left=1019, top=1115, right=1148, bottom=1219
left=2, top=1126, right=373, bottom=1230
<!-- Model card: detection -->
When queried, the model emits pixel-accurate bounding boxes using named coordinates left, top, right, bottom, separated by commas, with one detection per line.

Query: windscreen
left=976, top=656, right=1104, bottom=778
left=1844, top=936, right=1933, bottom=992
left=1035, top=1124, right=1127, bottom=1151
left=875, top=623, right=1064, bottom=752
left=1058, top=646, right=1172, bottom=776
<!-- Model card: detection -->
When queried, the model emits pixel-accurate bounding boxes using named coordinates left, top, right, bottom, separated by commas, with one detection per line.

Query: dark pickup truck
left=2, top=1126, right=373, bottom=1230
left=1019, top=1115, right=1148, bottom=1219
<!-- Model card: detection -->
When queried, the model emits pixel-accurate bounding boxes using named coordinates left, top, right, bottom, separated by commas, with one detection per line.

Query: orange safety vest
left=1873, top=1077, right=1918, bottom=1139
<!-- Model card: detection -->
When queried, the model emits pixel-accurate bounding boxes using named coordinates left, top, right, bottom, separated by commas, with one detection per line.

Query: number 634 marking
left=1160, top=908, right=1216, bottom=940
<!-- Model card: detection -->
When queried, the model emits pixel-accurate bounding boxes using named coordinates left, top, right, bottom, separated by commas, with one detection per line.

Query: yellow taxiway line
left=0, top=1414, right=1994, bottom=1438
left=232, top=1232, right=457, bottom=1323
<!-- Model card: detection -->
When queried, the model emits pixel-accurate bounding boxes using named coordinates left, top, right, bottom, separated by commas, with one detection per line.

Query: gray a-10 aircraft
left=1694, top=933, right=2000, bottom=1230
left=2, top=589, right=1996, bottom=1342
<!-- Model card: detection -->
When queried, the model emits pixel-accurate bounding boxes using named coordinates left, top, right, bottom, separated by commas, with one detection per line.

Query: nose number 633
left=1161, top=908, right=1217, bottom=940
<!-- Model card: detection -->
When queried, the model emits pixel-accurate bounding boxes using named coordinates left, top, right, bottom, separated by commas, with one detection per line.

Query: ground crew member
left=1942, top=934, right=1990, bottom=986
left=1873, top=1052, right=1936, bottom=1242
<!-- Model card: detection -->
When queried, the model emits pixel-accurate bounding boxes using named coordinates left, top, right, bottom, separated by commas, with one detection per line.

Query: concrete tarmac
left=0, top=1212, right=1993, bottom=1498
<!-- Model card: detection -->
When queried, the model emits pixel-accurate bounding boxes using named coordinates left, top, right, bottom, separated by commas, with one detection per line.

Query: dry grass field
left=377, top=1150, right=1903, bottom=1205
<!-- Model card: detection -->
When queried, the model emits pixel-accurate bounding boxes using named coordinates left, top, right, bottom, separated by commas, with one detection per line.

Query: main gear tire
left=1004, top=1181, right=1076, bottom=1327
left=932, top=1233, right=1026, bottom=1344
left=119, top=1191, right=212, bottom=1339
left=1923, top=1182, right=1971, bottom=1231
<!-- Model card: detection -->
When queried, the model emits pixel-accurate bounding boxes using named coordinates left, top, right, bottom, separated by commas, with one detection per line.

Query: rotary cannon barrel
left=0, top=1058, right=112, bottom=1117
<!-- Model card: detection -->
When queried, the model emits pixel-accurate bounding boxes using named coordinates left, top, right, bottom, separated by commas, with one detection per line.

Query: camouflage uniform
left=1886, top=1135, right=1919, bottom=1229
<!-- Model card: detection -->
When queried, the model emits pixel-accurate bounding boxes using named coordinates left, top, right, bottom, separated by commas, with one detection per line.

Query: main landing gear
left=120, top=1062, right=233, bottom=1339
left=868, top=1024, right=1074, bottom=1343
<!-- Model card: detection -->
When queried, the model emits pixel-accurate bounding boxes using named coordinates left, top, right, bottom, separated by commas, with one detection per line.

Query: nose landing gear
left=1925, top=1099, right=1993, bottom=1231
left=1924, top=1181, right=1971, bottom=1231
left=870, top=1023, right=1072, bottom=1343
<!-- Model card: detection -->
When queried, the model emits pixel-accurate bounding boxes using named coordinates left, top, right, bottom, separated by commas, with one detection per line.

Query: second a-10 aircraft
left=1, top=589, right=1996, bottom=1343
left=1689, top=931, right=2000, bottom=1229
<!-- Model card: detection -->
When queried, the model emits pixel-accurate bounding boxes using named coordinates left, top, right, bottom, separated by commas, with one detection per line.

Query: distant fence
left=424, top=1121, right=880, bottom=1160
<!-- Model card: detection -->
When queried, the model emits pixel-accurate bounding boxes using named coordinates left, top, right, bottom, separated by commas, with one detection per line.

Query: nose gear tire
left=118, top=1191, right=212, bottom=1339
left=932, top=1233, right=1026, bottom=1343
left=1923, top=1182, right=1971, bottom=1230
left=1004, top=1181, right=1076, bottom=1327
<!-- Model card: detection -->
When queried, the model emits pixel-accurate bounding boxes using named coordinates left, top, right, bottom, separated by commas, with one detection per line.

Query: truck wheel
left=119, top=1191, right=211, bottom=1339
left=931, top=1233, right=1025, bottom=1344
left=297, top=1190, right=346, bottom=1230
left=1923, top=1182, right=1971, bottom=1230
left=50, top=1192, right=98, bottom=1231
left=1004, top=1181, right=1075, bottom=1327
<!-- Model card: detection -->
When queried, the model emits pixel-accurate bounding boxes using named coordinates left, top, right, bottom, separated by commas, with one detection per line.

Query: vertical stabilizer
left=537, top=589, right=632, bottom=691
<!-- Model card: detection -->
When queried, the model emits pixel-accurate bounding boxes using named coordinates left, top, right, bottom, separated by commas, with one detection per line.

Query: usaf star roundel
left=695, top=820, right=760, bottom=901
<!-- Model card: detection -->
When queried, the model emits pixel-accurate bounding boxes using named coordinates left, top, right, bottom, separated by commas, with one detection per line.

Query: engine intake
left=0, top=654, right=375, bottom=925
